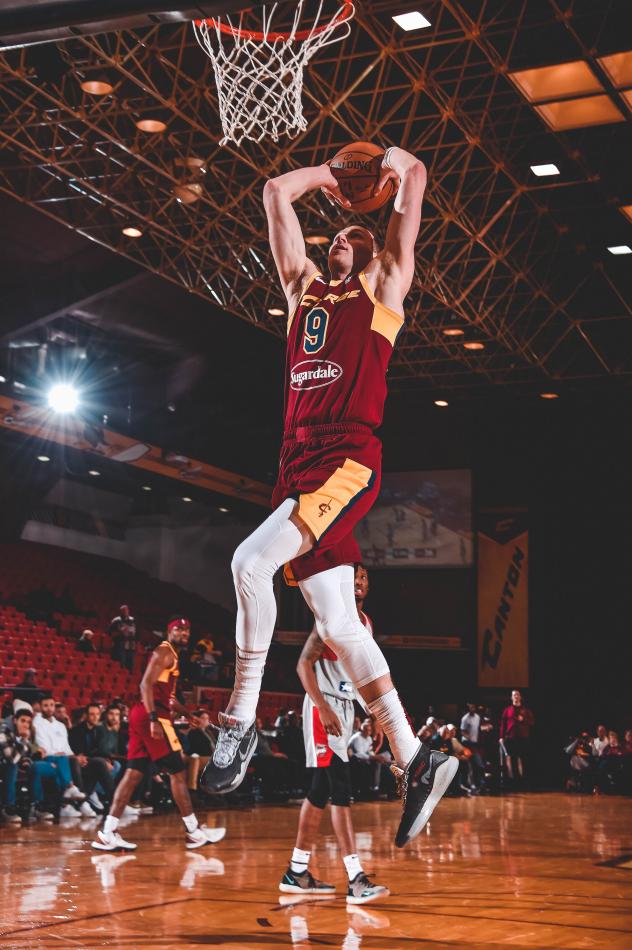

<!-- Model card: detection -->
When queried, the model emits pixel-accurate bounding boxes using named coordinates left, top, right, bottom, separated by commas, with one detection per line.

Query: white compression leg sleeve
left=226, top=498, right=307, bottom=724
left=299, top=564, right=420, bottom=768
left=299, top=565, right=390, bottom=688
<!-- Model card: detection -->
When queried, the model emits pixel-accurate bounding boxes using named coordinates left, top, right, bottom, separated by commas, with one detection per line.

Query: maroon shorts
left=272, top=423, right=381, bottom=583
left=126, top=702, right=183, bottom=764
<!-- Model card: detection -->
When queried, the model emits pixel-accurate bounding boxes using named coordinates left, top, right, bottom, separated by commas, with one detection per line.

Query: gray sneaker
left=199, top=712, right=258, bottom=794
left=346, top=872, right=390, bottom=905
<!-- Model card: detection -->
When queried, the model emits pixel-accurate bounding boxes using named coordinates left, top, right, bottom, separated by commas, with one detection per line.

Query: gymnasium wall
left=20, top=478, right=257, bottom=612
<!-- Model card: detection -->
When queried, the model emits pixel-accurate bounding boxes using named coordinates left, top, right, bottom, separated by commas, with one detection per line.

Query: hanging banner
left=477, top=512, right=528, bottom=687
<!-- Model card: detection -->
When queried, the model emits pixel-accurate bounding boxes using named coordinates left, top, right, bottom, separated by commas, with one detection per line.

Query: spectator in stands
left=459, top=703, right=486, bottom=790
left=96, top=705, right=124, bottom=762
left=190, top=638, right=222, bottom=684
left=417, top=716, right=438, bottom=742
left=596, top=731, right=626, bottom=794
left=564, top=731, right=594, bottom=792
left=275, top=710, right=306, bottom=796
left=68, top=703, right=118, bottom=811
left=77, top=629, right=96, bottom=654
left=460, top=703, right=480, bottom=745
left=277, top=710, right=305, bottom=763
left=499, top=689, right=534, bottom=783
left=253, top=716, right=293, bottom=800
left=13, top=669, right=43, bottom=706
left=54, top=703, right=72, bottom=730
left=109, top=604, right=136, bottom=672
left=591, top=724, right=609, bottom=758
left=432, top=724, right=471, bottom=794
left=185, top=710, right=216, bottom=791
left=33, top=695, right=92, bottom=816
left=348, top=719, right=391, bottom=796
left=1, top=706, right=55, bottom=823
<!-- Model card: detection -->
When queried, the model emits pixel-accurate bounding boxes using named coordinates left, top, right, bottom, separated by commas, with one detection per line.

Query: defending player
left=280, top=563, right=388, bottom=904
left=202, top=146, right=458, bottom=848
left=92, top=617, right=225, bottom=852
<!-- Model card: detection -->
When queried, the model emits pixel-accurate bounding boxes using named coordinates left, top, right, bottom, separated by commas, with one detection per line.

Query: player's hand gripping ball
left=323, top=141, right=400, bottom=213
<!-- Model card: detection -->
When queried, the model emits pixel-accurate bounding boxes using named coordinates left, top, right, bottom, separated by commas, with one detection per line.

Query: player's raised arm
left=374, top=147, right=427, bottom=297
left=263, top=165, right=349, bottom=307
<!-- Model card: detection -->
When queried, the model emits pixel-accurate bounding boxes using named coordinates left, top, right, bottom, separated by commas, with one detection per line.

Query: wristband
left=382, top=146, right=396, bottom=169
left=149, top=711, right=158, bottom=722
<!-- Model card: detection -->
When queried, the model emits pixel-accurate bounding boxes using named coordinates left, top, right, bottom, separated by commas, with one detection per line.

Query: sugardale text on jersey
left=290, top=360, right=343, bottom=391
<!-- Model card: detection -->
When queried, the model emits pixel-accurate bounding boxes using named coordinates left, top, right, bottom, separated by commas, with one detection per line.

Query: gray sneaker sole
left=279, top=882, right=336, bottom=895
left=398, top=755, right=458, bottom=848
left=346, top=886, right=390, bottom=905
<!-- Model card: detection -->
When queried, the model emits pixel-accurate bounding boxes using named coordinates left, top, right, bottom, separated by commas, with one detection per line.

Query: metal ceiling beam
left=0, top=2, right=629, bottom=392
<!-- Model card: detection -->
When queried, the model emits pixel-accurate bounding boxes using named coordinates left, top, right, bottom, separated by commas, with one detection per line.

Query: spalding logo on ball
left=328, top=141, right=399, bottom=213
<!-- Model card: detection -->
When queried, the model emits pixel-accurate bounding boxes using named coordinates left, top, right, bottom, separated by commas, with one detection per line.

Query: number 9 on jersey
left=303, top=306, right=329, bottom=355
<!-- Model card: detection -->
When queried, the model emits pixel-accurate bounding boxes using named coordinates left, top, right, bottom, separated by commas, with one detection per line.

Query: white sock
left=367, top=689, right=421, bottom=769
left=226, top=499, right=305, bottom=724
left=182, top=813, right=199, bottom=834
left=343, top=853, right=363, bottom=881
left=103, top=815, right=119, bottom=836
left=290, top=847, right=311, bottom=875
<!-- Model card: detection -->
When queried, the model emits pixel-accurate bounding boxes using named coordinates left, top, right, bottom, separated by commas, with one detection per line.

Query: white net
left=193, top=2, right=355, bottom=146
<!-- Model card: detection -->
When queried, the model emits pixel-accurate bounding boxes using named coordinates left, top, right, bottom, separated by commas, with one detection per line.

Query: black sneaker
left=392, top=746, right=458, bottom=848
left=346, top=872, right=389, bottom=905
left=279, top=867, right=335, bottom=895
left=199, top=712, right=258, bottom=794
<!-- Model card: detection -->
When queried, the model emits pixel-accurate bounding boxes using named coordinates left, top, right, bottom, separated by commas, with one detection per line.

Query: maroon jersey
left=284, top=271, right=404, bottom=435
left=152, top=640, right=179, bottom=718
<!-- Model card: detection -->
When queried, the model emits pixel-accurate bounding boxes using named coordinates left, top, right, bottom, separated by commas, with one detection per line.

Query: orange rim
left=194, top=2, right=354, bottom=43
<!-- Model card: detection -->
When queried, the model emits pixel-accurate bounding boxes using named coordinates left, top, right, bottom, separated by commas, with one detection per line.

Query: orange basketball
left=328, top=141, right=398, bottom=213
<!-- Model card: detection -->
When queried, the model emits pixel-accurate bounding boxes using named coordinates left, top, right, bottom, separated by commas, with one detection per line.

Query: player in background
left=202, top=145, right=458, bottom=849
left=92, top=617, right=225, bottom=852
left=280, top=564, right=388, bottom=904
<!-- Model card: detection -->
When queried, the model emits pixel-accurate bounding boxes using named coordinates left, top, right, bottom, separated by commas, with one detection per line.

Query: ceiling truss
left=0, top=0, right=630, bottom=393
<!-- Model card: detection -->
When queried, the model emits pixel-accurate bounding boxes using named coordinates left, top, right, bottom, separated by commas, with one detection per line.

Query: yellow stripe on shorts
left=298, top=458, right=373, bottom=542
left=158, top=717, right=183, bottom=754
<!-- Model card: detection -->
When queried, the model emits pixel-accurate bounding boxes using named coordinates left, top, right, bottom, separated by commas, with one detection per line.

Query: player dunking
left=92, top=617, right=225, bottom=852
left=202, top=146, right=458, bottom=847
left=280, top=563, right=388, bottom=903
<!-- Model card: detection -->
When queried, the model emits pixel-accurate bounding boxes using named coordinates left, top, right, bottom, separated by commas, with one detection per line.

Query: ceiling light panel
left=508, top=61, right=602, bottom=103
left=597, top=50, right=632, bottom=89
left=535, top=95, right=625, bottom=130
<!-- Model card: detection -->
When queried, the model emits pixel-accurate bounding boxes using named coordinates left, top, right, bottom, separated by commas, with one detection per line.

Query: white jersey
left=303, top=611, right=373, bottom=768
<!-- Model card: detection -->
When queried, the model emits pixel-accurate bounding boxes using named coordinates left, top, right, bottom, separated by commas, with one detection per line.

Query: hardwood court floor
left=1, top=793, right=631, bottom=949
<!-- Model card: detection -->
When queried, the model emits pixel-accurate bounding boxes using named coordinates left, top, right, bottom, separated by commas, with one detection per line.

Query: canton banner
left=477, top=512, right=529, bottom=687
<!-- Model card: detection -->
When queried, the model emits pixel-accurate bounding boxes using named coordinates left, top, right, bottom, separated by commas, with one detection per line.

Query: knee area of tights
left=320, top=614, right=369, bottom=647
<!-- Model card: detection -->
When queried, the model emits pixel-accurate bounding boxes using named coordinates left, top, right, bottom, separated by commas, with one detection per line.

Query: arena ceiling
left=0, top=0, right=631, bottom=405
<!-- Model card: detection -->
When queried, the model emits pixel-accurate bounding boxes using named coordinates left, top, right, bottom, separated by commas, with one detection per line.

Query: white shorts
left=303, top=693, right=355, bottom=769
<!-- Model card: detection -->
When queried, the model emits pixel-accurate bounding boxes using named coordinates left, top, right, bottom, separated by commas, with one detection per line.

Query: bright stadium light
left=48, top=383, right=79, bottom=414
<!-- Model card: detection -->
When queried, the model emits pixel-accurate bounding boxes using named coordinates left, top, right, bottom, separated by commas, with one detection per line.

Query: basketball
left=328, top=141, right=398, bottom=213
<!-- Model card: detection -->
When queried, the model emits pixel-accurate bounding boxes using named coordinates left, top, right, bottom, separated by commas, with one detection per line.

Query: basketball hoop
left=193, top=2, right=355, bottom=146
